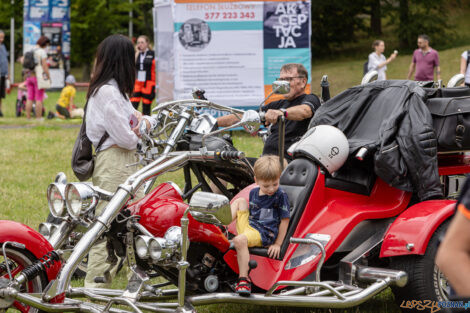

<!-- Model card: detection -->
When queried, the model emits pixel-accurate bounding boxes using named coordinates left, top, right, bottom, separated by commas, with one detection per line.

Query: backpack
left=23, top=49, right=37, bottom=70
left=363, top=60, right=369, bottom=76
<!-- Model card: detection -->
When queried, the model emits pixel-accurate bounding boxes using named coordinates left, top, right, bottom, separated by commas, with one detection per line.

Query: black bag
left=23, top=49, right=37, bottom=71
left=71, top=104, right=109, bottom=181
left=363, top=60, right=369, bottom=76
left=427, top=96, right=470, bottom=151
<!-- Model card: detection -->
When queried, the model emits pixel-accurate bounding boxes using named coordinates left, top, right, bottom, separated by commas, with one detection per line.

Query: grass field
left=3, top=42, right=465, bottom=311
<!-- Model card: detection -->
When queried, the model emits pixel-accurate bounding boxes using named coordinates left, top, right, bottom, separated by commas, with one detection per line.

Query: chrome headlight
left=149, top=237, right=168, bottom=261
left=47, top=183, right=66, bottom=217
left=65, top=183, right=98, bottom=218
left=135, top=235, right=152, bottom=259
left=38, top=222, right=58, bottom=239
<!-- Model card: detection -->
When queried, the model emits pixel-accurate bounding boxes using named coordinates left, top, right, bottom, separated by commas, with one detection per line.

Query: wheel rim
left=1, top=248, right=45, bottom=313
left=435, top=264, right=451, bottom=301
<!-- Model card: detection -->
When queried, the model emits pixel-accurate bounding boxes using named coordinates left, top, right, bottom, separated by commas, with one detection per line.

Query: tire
left=0, top=246, right=49, bottom=313
left=390, top=220, right=451, bottom=312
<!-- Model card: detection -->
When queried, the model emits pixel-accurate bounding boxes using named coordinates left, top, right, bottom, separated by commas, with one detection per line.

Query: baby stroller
left=15, top=81, right=46, bottom=117
left=15, top=85, right=27, bottom=117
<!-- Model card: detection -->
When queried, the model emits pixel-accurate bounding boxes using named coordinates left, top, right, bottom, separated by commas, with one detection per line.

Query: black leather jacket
left=310, top=80, right=443, bottom=201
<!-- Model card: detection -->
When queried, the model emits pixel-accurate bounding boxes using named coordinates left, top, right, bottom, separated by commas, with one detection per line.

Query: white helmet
left=290, top=125, right=349, bottom=174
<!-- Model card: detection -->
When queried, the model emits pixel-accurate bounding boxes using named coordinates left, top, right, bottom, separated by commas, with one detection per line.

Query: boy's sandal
left=235, top=277, right=251, bottom=297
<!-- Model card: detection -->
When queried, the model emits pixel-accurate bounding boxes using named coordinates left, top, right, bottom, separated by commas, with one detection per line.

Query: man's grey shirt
left=0, top=44, right=9, bottom=76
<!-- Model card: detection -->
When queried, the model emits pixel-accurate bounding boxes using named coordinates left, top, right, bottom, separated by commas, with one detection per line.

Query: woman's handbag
left=71, top=104, right=109, bottom=181
left=34, top=56, right=51, bottom=90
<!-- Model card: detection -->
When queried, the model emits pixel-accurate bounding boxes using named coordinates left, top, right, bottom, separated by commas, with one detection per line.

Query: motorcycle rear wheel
left=390, top=220, right=450, bottom=313
left=0, top=246, right=48, bottom=313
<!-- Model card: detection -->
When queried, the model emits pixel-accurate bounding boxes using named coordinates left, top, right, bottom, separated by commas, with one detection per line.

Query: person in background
left=437, top=179, right=470, bottom=298
left=367, top=40, right=397, bottom=81
left=130, top=35, right=156, bottom=116
left=0, top=30, right=10, bottom=117
left=407, top=34, right=440, bottom=82
left=217, top=63, right=321, bottom=161
left=84, top=34, right=156, bottom=288
left=460, top=49, right=470, bottom=87
left=48, top=74, right=84, bottom=119
left=25, top=35, right=50, bottom=119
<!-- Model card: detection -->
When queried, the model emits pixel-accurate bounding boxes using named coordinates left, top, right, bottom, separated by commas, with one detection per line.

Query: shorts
left=236, top=210, right=262, bottom=247
left=0, top=76, right=5, bottom=99
left=56, top=104, right=70, bottom=119
left=26, top=76, right=45, bottom=102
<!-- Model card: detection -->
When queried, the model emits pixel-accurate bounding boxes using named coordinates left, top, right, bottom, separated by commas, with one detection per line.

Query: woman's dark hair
left=87, top=34, right=135, bottom=100
left=372, top=39, right=383, bottom=49
left=36, top=36, right=50, bottom=47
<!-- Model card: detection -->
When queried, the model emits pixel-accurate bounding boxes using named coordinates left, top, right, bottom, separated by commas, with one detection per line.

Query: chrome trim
left=189, top=279, right=390, bottom=308
left=165, top=181, right=183, bottom=197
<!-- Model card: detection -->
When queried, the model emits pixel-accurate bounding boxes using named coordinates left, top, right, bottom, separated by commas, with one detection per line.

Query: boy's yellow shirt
left=57, top=85, right=76, bottom=109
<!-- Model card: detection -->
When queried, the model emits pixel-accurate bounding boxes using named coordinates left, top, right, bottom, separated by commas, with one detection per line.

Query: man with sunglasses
left=217, top=63, right=320, bottom=160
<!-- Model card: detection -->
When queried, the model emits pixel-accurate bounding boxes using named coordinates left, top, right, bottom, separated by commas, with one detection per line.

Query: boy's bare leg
left=233, top=234, right=250, bottom=277
left=230, top=197, right=248, bottom=221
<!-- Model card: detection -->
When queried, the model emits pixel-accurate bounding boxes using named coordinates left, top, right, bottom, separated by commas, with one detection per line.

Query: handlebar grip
left=219, top=150, right=245, bottom=160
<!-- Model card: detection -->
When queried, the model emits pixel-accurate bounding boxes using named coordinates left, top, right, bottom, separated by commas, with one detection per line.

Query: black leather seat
left=248, top=157, right=318, bottom=260
left=424, top=87, right=470, bottom=100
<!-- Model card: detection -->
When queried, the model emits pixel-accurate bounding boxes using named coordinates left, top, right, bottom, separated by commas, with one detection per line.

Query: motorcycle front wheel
left=0, top=246, right=48, bottom=313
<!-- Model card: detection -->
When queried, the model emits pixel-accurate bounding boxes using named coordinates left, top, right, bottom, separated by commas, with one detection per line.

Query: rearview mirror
left=272, top=80, right=290, bottom=94
left=188, top=192, right=232, bottom=225
left=240, top=110, right=261, bottom=134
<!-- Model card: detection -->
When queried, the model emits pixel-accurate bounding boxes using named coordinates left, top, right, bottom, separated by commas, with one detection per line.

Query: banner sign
left=155, top=0, right=311, bottom=114
left=24, top=0, right=71, bottom=88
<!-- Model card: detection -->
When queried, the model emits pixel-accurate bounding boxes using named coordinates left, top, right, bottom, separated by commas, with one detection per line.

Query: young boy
left=231, top=155, right=290, bottom=296
left=50, top=74, right=84, bottom=119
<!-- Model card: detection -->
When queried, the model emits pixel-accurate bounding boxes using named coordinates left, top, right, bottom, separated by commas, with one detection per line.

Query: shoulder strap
left=467, top=50, right=470, bottom=67
left=82, top=101, right=109, bottom=152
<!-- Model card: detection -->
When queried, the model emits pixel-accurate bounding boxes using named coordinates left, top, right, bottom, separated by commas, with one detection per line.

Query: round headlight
left=47, top=183, right=65, bottom=217
left=65, top=183, right=98, bottom=218
left=65, top=184, right=82, bottom=217
left=149, top=237, right=167, bottom=261
left=135, top=235, right=151, bottom=259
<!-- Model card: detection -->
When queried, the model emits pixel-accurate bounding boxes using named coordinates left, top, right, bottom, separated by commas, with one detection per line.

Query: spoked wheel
left=0, top=246, right=48, bottom=313
left=390, top=220, right=450, bottom=313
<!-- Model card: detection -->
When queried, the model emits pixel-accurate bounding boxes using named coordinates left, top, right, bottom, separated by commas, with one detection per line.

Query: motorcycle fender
left=0, top=220, right=61, bottom=281
left=379, top=200, right=455, bottom=258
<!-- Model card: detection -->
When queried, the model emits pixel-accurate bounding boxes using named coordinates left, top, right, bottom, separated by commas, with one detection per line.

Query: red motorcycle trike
left=1, top=82, right=469, bottom=313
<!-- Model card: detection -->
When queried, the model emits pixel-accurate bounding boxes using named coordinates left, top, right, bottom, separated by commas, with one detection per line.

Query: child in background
left=230, top=155, right=290, bottom=296
left=49, top=74, right=83, bottom=119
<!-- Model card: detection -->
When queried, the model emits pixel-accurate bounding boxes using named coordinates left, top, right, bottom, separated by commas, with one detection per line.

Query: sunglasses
left=276, top=76, right=305, bottom=82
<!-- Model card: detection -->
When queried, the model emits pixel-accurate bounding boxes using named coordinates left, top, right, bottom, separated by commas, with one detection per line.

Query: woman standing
left=460, top=50, right=470, bottom=87
left=84, top=34, right=155, bottom=288
left=367, top=40, right=397, bottom=81
left=25, top=35, right=50, bottom=119
left=130, top=35, right=156, bottom=116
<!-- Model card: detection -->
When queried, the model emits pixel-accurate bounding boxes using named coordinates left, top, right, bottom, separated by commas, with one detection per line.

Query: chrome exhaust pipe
left=356, top=266, right=408, bottom=287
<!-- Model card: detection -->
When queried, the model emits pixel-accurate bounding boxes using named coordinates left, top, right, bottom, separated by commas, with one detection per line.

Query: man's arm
left=407, top=62, right=416, bottom=80
left=436, top=65, right=441, bottom=81
left=264, top=104, right=313, bottom=125
left=267, top=218, right=289, bottom=259
left=216, top=113, right=243, bottom=127
left=436, top=208, right=470, bottom=296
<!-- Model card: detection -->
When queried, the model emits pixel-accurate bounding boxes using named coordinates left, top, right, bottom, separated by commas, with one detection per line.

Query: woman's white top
left=86, top=79, right=139, bottom=151
left=368, top=52, right=387, bottom=81
left=33, top=47, right=47, bottom=65
left=461, top=51, right=470, bottom=84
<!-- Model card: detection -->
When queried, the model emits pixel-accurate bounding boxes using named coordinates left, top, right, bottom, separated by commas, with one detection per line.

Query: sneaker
left=235, top=277, right=251, bottom=297
left=47, top=111, right=55, bottom=119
